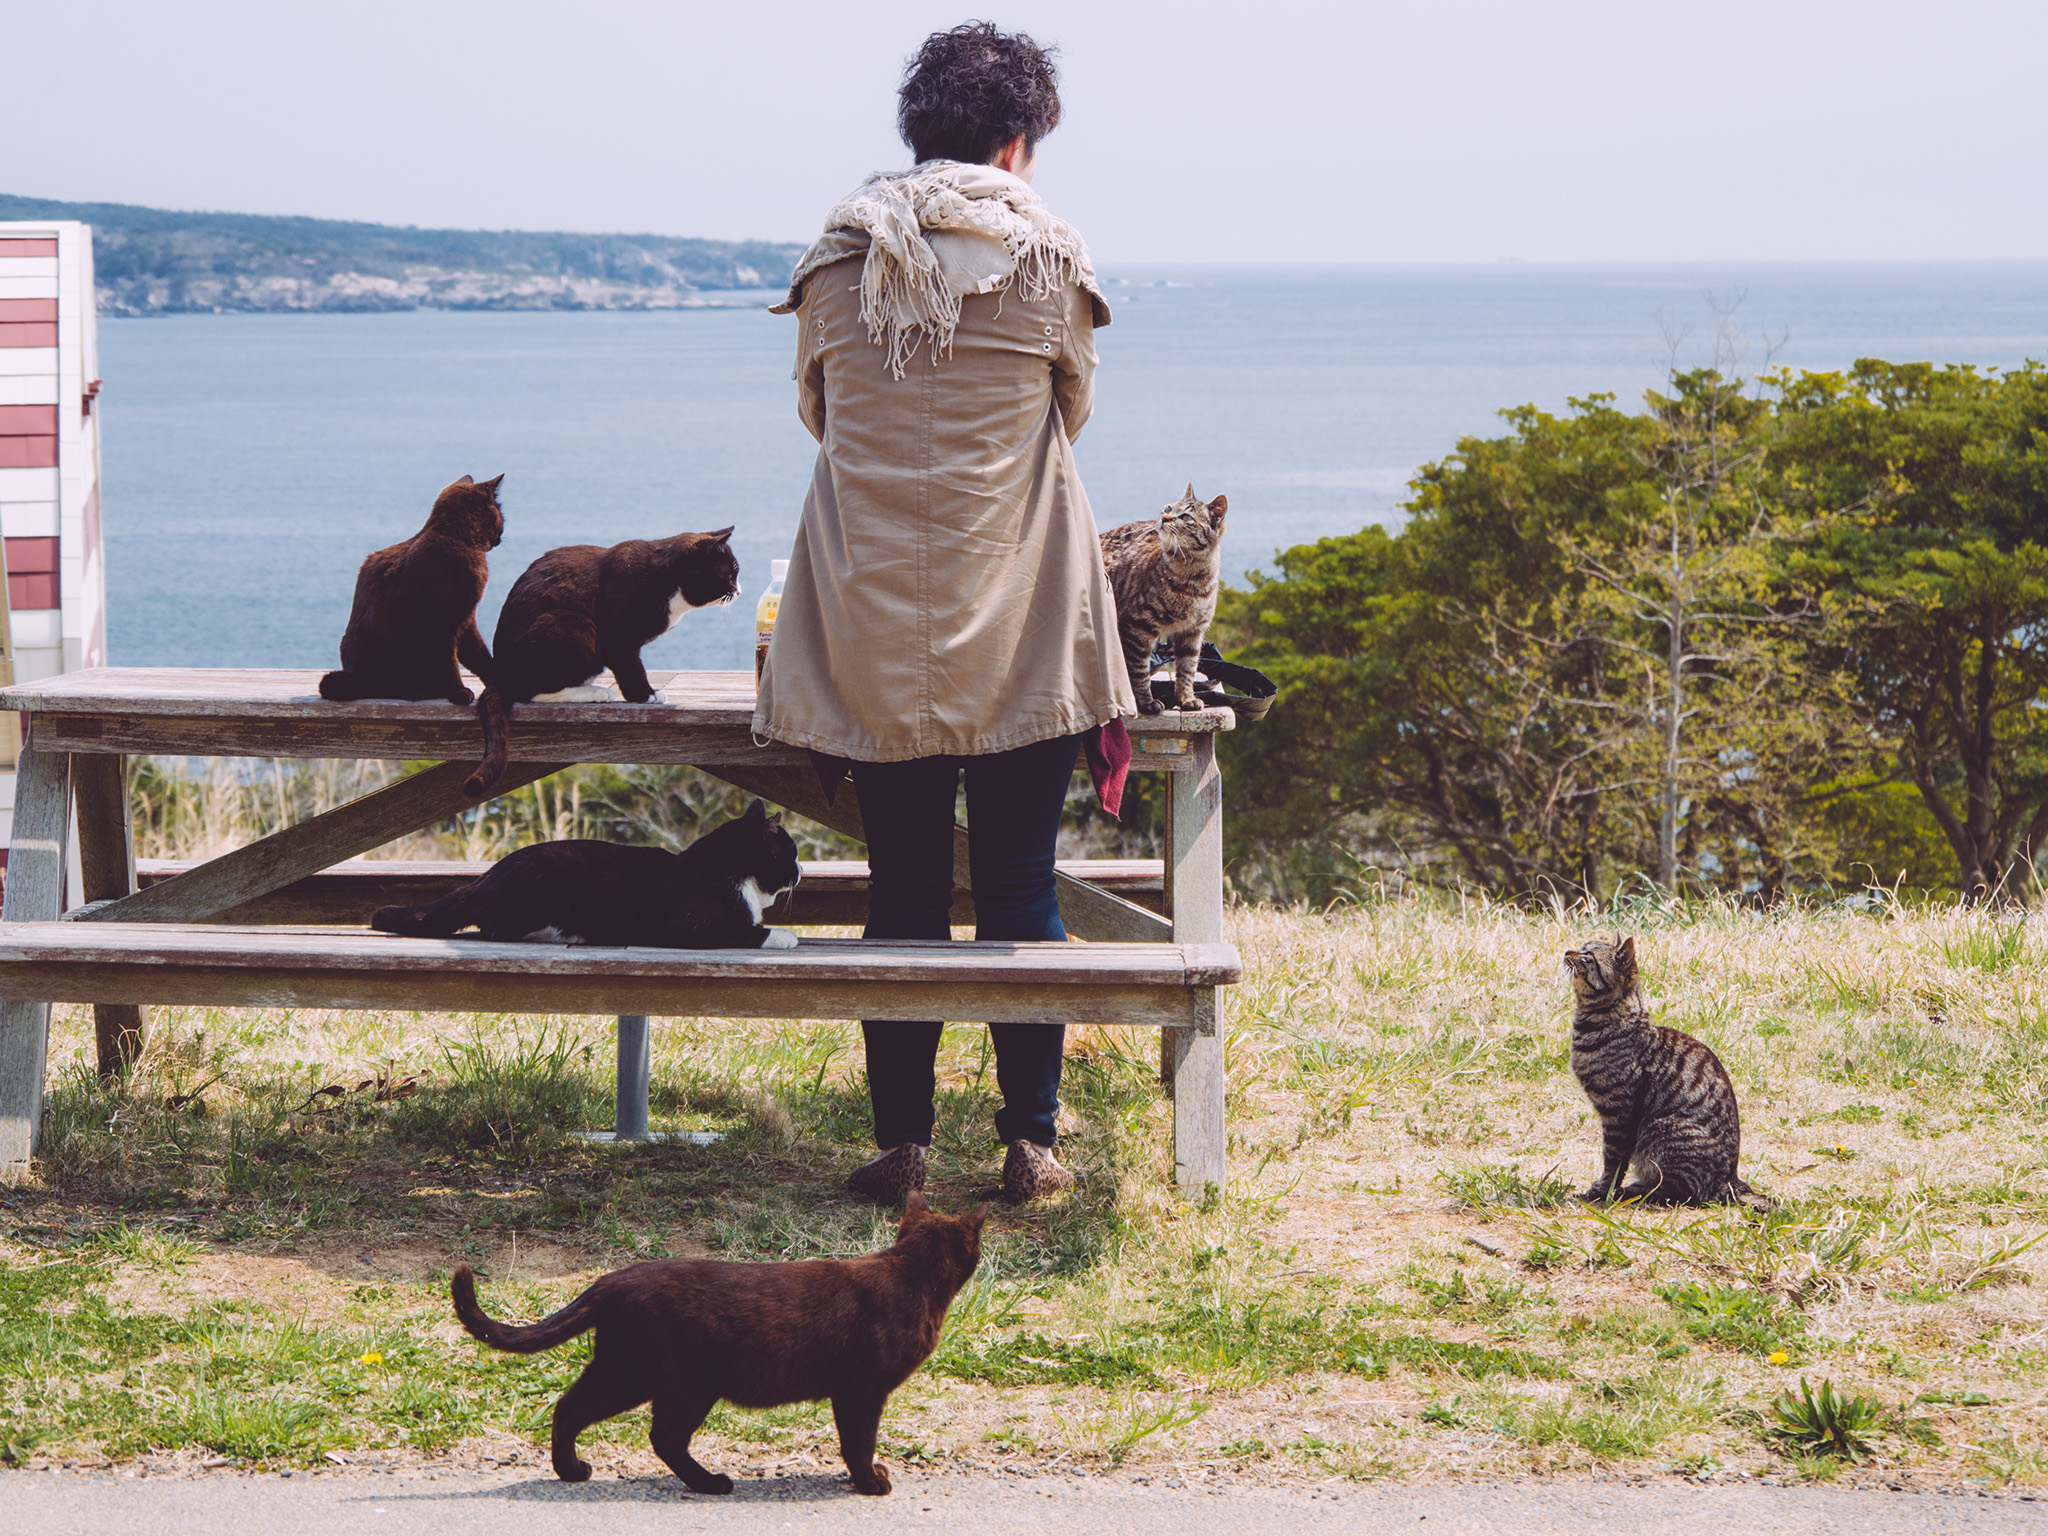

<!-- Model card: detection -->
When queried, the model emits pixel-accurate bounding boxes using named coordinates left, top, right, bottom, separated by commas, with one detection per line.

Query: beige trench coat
left=751, top=241, right=1136, bottom=761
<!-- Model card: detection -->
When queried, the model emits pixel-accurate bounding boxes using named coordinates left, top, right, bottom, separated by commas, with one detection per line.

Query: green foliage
left=385, top=1024, right=604, bottom=1156
left=1654, top=1281, right=1804, bottom=1360
left=1443, top=1162, right=1573, bottom=1209
left=1768, top=1377, right=1886, bottom=1462
left=1215, top=357, right=2048, bottom=903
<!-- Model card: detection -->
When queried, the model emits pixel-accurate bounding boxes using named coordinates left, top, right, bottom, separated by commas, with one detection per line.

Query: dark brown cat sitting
left=452, top=1192, right=987, bottom=1496
left=319, top=474, right=504, bottom=703
left=464, top=529, right=741, bottom=797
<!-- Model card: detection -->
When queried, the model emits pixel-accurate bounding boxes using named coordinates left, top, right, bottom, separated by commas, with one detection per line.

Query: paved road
left=4, top=1467, right=2042, bottom=1535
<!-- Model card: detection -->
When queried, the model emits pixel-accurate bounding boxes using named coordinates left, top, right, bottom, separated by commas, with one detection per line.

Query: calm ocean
left=97, top=263, right=2048, bottom=671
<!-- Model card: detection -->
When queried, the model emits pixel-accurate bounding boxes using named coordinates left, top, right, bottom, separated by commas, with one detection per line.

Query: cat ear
left=1208, top=494, right=1227, bottom=520
left=742, top=799, right=767, bottom=821
left=1617, top=935, right=1636, bottom=970
left=1183, top=481, right=1196, bottom=502
left=967, top=1201, right=991, bottom=1229
left=709, top=526, right=735, bottom=542
left=478, top=473, right=504, bottom=493
left=457, top=474, right=474, bottom=484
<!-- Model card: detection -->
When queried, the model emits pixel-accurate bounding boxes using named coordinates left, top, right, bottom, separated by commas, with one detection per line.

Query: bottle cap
left=771, top=559, right=789, bottom=580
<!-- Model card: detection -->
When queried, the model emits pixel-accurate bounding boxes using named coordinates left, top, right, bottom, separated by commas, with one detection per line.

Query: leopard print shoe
left=1001, top=1139, right=1074, bottom=1204
left=847, top=1143, right=927, bottom=1205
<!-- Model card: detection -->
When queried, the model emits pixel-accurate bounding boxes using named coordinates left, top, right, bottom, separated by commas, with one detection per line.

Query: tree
left=1775, top=362, right=2048, bottom=899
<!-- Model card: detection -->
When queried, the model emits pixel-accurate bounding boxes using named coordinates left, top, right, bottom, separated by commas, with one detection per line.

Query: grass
left=2, top=892, right=2046, bottom=1487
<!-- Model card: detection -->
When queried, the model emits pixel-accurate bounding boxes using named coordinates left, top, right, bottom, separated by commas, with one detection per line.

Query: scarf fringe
left=795, top=163, right=1102, bottom=379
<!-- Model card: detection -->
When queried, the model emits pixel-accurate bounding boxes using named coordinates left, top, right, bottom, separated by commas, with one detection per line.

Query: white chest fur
left=739, top=876, right=768, bottom=923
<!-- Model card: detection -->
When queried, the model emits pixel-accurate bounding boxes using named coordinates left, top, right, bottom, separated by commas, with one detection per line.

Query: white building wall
left=0, top=222, right=104, bottom=881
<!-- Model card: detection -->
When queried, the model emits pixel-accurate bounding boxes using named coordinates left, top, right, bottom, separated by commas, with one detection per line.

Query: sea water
left=96, top=263, right=2048, bottom=670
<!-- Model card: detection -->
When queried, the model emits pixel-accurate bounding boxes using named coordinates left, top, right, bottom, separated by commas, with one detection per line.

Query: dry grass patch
left=2, top=897, right=2044, bottom=1490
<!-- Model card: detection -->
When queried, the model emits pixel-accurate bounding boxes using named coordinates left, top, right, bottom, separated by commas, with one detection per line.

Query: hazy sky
left=7, top=0, right=2043, bottom=264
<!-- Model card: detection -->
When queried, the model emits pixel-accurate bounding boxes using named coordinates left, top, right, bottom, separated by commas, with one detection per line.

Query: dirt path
left=4, top=1466, right=2041, bottom=1535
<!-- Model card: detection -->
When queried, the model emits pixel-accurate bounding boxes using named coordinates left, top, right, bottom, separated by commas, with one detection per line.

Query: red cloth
left=1083, top=718, right=1131, bottom=820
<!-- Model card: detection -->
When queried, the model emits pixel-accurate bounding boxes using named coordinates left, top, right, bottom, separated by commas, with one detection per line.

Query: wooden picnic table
left=0, top=668, right=1236, bottom=1189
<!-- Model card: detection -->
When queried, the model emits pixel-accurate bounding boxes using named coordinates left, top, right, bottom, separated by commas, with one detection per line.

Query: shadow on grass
left=21, top=1016, right=1148, bottom=1291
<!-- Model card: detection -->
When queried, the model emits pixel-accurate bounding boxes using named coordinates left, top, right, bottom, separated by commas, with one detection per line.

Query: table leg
left=73, top=753, right=145, bottom=1078
left=1165, top=734, right=1226, bottom=1196
left=615, top=1015, right=650, bottom=1142
left=0, top=732, right=72, bottom=1172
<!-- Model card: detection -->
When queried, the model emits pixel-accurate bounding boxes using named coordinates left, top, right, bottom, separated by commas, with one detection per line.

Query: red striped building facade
left=0, top=222, right=108, bottom=860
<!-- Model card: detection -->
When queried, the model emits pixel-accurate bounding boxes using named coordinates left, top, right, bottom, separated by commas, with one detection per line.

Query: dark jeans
left=857, top=732, right=1080, bottom=1150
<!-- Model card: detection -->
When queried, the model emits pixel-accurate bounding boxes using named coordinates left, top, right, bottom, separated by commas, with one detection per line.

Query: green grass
left=4, top=892, right=2046, bottom=1483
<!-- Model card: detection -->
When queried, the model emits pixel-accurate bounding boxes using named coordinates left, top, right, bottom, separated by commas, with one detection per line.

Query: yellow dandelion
left=1768, top=1351, right=1789, bottom=1365
left=359, top=1351, right=384, bottom=1366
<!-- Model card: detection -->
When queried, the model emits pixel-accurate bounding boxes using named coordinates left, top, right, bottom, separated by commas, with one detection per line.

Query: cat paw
left=685, top=1472, right=734, bottom=1496
left=532, top=684, right=616, bottom=704
left=852, top=1462, right=892, bottom=1496
left=1134, top=697, right=1167, bottom=716
left=555, top=1457, right=593, bottom=1483
left=447, top=688, right=475, bottom=705
left=638, top=689, right=669, bottom=705
left=760, top=928, right=799, bottom=950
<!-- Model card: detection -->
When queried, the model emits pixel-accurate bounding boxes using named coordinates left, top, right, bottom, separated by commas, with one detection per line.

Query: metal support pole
left=615, top=1014, right=650, bottom=1141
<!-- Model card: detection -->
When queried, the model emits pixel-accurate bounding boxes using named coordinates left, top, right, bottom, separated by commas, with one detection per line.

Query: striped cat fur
left=1099, top=484, right=1227, bottom=715
left=1566, top=935, right=1766, bottom=1208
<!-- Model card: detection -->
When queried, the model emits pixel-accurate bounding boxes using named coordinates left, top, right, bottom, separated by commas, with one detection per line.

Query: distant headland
left=0, top=194, right=805, bottom=316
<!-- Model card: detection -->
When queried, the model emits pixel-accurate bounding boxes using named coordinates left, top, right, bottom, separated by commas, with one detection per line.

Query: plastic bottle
left=755, top=558, right=788, bottom=680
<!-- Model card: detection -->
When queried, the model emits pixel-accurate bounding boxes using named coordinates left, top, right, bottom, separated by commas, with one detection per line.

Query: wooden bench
left=0, top=669, right=1237, bottom=1191
left=0, top=924, right=1234, bottom=1029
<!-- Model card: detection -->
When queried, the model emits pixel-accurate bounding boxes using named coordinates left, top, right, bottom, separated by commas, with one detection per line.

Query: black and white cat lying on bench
left=372, top=800, right=802, bottom=950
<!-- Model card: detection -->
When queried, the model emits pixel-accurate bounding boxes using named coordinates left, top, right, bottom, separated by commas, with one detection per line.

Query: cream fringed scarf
left=771, top=161, right=1108, bottom=377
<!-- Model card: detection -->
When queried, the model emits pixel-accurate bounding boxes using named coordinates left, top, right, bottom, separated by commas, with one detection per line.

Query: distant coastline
left=0, top=193, right=804, bottom=316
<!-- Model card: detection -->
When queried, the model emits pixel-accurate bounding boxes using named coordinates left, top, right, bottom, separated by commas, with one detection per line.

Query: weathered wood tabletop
left=0, top=668, right=1235, bottom=1188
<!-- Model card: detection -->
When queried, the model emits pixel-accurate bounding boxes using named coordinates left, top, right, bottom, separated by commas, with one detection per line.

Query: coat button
left=1043, top=325, right=1053, bottom=335
left=1041, top=342, right=1052, bottom=352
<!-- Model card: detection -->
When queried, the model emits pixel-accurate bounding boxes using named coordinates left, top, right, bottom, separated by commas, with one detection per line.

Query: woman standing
left=757, top=23, right=1134, bottom=1204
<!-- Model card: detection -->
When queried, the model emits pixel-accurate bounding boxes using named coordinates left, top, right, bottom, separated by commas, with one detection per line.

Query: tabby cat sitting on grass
left=452, top=1192, right=987, bottom=1496
left=1099, top=483, right=1227, bottom=714
left=1565, top=935, right=1768, bottom=1208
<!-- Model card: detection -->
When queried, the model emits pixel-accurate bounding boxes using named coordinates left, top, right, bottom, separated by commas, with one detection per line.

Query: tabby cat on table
left=1099, top=483, right=1227, bottom=714
left=319, top=473, right=503, bottom=704
left=465, top=528, right=742, bottom=797
left=373, top=799, right=800, bottom=950
left=1565, top=935, right=1767, bottom=1208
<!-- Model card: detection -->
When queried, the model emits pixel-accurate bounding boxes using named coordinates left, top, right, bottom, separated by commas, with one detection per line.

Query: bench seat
left=133, top=858, right=1167, bottom=926
left=0, top=922, right=1236, bottom=1030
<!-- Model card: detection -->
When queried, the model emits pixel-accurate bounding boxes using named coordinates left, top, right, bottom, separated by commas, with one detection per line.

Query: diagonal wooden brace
left=73, top=760, right=570, bottom=925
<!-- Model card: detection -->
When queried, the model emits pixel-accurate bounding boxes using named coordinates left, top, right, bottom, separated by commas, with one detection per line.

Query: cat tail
left=451, top=1264, right=600, bottom=1355
left=370, top=881, right=477, bottom=937
left=465, top=686, right=510, bottom=798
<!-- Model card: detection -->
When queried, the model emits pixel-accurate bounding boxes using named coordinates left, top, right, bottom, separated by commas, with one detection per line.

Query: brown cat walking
left=451, top=1193, right=987, bottom=1495
left=1099, top=484, right=1227, bottom=714
left=1565, top=935, right=1764, bottom=1207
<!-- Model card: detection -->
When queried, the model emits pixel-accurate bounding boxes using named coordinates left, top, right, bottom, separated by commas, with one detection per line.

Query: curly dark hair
left=897, top=22, right=1062, bottom=166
